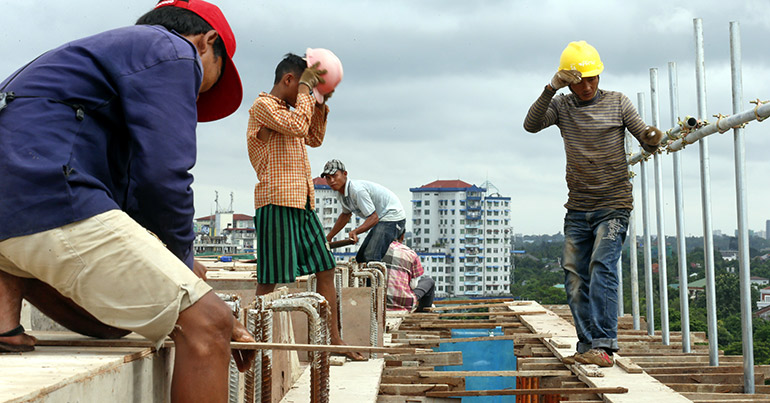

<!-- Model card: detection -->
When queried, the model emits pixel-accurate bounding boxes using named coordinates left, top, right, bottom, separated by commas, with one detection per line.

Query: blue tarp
left=435, top=327, right=517, bottom=402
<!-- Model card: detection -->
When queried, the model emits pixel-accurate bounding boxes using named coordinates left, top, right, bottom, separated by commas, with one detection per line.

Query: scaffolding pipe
left=694, top=18, right=720, bottom=367
left=669, top=62, right=691, bottom=353
left=627, top=99, right=770, bottom=165
left=638, top=93, right=655, bottom=336
left=650, top=69, right=670, bottom=345
left=628, top=96, right=642, bottom=331
left=628, top=165, right=641, bottom=330
left=730, top=20, right=755, bottom=394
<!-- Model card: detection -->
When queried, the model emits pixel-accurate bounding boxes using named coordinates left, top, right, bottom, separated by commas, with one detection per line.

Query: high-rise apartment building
left=410, top=180, right=512, bottom=297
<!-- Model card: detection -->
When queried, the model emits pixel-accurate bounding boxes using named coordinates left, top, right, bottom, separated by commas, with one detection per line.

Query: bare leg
left=24, top=279, right=129, bottom=339
left=315, top=268, right=365, bottom=361
left=169, top=291, right=234, bottom=403
left=0, top=271, right=35, bottom=348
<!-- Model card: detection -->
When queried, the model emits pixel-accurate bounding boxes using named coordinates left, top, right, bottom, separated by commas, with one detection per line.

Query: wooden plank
left=430, top=311, right=547, bottom=318
left=385, top=351, right=463, bottom=366
left=381, top=375, right=464, bottom=387
left=433, top=298, right=525, bottom=305
left=428, top=302, right=531, bottom=311
left=383, top=366, right=437, bottom=377
left=417, top=323, right=520, bottom=329
left=426, top=387, right=629, bottom=397
left=380, top=384, right=450, bottom=395
left=615, top=357, right=643, bottom=374
left=401, top=333, right=550, bottom=347
left=32, top=334, right=414, bottom=354
left=418, top=370, right=572, bottom=377
left=682, top=392, right=770, bottom=401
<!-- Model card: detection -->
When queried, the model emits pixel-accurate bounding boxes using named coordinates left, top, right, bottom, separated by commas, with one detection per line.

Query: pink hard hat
left=306, top=48, right=343, bottom=104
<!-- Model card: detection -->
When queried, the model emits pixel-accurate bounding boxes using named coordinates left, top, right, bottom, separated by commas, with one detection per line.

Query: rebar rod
left=268, top=293, right=331, bottom=403
left=244, top=308, right=260, bottom=403
left=650, top=68, right=670, bottom=345
left=334, top=267, right=344, bottom=339
left=669, top=62, right=691, bottom=353
left=259, top=309, right=273, bottom=403
left=730, top=20, right=755, bottom=393
left=352, top=270, right=378, bottom=357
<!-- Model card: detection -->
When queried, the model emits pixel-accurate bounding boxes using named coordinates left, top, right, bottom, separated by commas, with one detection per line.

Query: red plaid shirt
left=246, top=92, right=329, bottom=210
left=382, top=241, right=424, bottom=311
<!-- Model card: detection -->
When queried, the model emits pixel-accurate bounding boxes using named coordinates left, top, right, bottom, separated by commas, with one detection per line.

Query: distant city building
left=766, top=220, right=770, bottom=240
left=758, top=286, right=770, bottom=310
left=409, top=180, right=512, bottom=297
left=193, top=213, right=254, bottom=255
left=313, top=177, right=368, bottom=261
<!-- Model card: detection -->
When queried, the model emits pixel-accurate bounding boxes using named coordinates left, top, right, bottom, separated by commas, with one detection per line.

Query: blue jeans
left=562, top=209, right=628, bottom=353
left=356, top=219, right=405, bottom=263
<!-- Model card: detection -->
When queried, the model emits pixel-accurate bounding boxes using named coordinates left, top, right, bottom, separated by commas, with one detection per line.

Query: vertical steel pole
left=637, top=92, right=655, bottom=336
left=629, top=192, right=641, bottom=330
left=650, top=68, right=670, bottom=345
left=627, top=98, right=641, bottom=330
left=730, top=20, right=754, bottom=393
left=668, top=62, right=691, bottom=353
left=694, top=18, right=719, bottom=366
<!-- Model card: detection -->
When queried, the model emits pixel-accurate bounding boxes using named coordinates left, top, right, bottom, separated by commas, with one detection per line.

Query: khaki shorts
left=0, top=210, right=211, bottom=345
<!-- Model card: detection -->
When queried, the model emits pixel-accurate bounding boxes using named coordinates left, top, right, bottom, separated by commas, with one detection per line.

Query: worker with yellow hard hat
left=523, top=40, right=664, bottom=369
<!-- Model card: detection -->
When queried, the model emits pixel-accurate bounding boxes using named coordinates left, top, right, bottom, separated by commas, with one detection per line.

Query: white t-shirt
left=338, top=179, right=406, bottom=222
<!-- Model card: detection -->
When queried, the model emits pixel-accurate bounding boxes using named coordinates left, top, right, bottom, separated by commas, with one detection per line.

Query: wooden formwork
left=378, top=301, right=770, bottom=403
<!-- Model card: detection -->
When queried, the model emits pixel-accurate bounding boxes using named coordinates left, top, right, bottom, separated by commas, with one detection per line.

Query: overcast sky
left=3, top=0, right=769, bottom=236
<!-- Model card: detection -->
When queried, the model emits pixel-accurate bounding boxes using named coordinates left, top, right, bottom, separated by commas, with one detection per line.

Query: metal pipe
left=730, top=20, right=755, bottom=393
left=695, top=18, right=719, bottom=367
left=629, top=94, right=643, bottom=331
left=650, top=69, right=670, bottom=345
left=637, top=93, right=655, bottom=336
left=669, top=62, right=691, bottom=353
left=641, top=154, right=655, bottom=337
left=627, top=101, right=770, bottom=164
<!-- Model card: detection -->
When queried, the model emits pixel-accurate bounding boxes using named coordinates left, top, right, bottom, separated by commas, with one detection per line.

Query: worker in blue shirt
left=0, top=1, right=255, bottom=401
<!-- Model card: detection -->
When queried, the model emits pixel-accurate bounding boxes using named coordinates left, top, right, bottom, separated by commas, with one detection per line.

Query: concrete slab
left=0, top=340, right=171, bottom=403
left=280, top=359, right=385, bottom=402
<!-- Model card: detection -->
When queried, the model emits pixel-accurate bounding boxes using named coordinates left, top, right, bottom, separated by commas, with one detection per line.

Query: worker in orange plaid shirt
left=246, top=53, right=365, bottom=361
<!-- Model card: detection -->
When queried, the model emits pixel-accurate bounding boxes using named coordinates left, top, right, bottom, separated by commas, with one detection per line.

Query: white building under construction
left=410, top=180, right=512, bottom=297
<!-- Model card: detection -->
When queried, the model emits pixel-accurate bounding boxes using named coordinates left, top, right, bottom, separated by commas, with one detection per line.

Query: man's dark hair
left=136, top=2, right=226, bottom=60
left=274, top=53, right=306, bottom=85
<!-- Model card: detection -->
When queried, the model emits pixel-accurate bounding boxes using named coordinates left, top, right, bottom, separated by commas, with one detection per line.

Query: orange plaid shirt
left=247, top=92, right=329, bottom=210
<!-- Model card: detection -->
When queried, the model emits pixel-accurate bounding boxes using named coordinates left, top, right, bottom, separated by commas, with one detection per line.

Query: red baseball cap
left=155, top=0, right=242, bottom=122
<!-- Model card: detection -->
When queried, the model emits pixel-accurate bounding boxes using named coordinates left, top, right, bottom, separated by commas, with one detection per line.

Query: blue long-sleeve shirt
left=0, top=25, right=203, bottom=268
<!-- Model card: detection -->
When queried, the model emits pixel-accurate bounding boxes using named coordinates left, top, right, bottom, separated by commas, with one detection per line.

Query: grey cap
left=321, top=159, right=346, bottom=177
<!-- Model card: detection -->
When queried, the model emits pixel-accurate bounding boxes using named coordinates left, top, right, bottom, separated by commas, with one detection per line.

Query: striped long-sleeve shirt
left=247, top=92, right=329, bottom=210
left=523, top=86, right=649, bottom=210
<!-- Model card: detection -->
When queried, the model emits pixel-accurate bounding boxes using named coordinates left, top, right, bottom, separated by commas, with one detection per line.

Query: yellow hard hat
left=559, top=41, right=604, bottom=77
